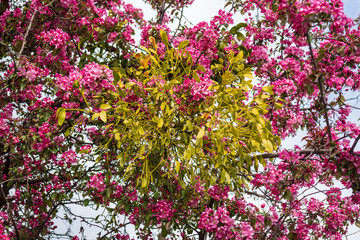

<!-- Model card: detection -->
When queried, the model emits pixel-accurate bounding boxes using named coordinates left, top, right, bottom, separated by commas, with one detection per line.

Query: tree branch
left=29, top=202, right=60, bottom=240
left=350, top=134, right=360, bottom=154
left=18, top=0, right=56, bottom=57
left=0, top=154, right=11, bottom=209
left=0, top=183, right=20, bottom=240
left=256, top=148, right=331, bottom=159
left=306, top=32, right=333, bottom=142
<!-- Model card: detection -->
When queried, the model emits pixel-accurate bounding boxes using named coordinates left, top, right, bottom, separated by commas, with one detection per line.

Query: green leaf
left=100, top=103, right=112, bottom=110
left=193, top=71, right=200, bottom=82
left=262, top=86, right=274, bottom=95
left=100, top=111, right=107, bottom=123
left=100, top=104, right=112, bottom=110
left=160, top=102, right=166, bottom=111
left=113, top=70, right=120, bottom=83
left=72, top=79, right=80, bottom=89
left=115, top=132, right=120, bottom=140
left=56, top=107, right=63, bottom=117
left=160, top=29, right=169, bottom=46
left=141, top=177, right=148, bottom=188
left=214, top=159, right=222, bottom=168
left=284, top=189, right=292, bottom=200
left=274, top=102, right=283, bottom=109
left=186, top=120, right=193, bottom=131
left=92, top=112, right=100, bottom=121
left=254, top=157, right=259, bottom=172
left=138, top=126, right=144, bottom=135
left=243, top=73, right=254, bottom=79
left=58, top=110, right=66, bottom=126
left=197, top=128, right=205, bottom=139
left=125, top=82, right=136, bottom=89
left=78, top=38, right=86, bottom=50
left=259, top=156, right=266, bottom=167
left=221, top=170, right=225, bottom=183
left=221, top=169, right=230, bottom=183
left=83, top=199, right=90, bottom=207
left=230, top=23, right=248, bottom=42
left=338, top=95, right=345, bottom=105
left=178, top=180, right=185, bottom=189
left=307, top=32, right=313, bottom=43
left=224, top=171, right=231, bottom=184
left=306, top=83, right=314, bottom=95
left=64, top=127, right=71, bottom=137
left=236, top=32, right=246, bottom=41
left=79, top=149, right=90, bottom=154
left=230, top=23, right=247, bottom=34
left=139, top=145, right=145, bottom=155
left=237, top=23, right=248, bottom=28
left=178, top=40, right=190, bottom=49
left=356, top=221, right=360, bottom=228
left=237, top=51, right=244, bottom=60
left=158, top=118, right=164, bottom=128
left=271, top=0, right=279, bottom=11
left=262, top=139, right=274, bottom=152
left=196, top=64, right=206, bottom=72
left=175, top=161, right=180, bottom=172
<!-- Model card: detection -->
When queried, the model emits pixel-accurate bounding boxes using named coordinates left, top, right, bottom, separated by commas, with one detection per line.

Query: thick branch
left=256, top=149, right=331, bottom=159
left=306, top=33, right=333, bottom=142
left=29, top=202, right=60, bottom=240
left=350, top=134, right=360, bottom=154
left=0, top=154, right=11, bottom=209
left=156, top=2, right=166, bottom=25
left=0, top=182, right=20, bottom=240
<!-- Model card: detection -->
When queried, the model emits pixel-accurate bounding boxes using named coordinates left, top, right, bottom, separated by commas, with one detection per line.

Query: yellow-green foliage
left=61, top=36, right=280, bottom=193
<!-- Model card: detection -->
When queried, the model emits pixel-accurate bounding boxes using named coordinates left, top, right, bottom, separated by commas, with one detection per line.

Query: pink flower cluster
left=153, top=200, right=176, bottom=222
left=56, top=62, right=114, bottom=101
left=179, top=76, right=214, bottom=102
left=38, top=28, right=70, bottom=49
left=198, top=206, right=254, bottom=239
left=88, top=173, right=106, bottom=192
left=61, top=150, right=77, bottom=165
left=208, top=185, right=230, bottom=201
left=0, top=212, right=9, bottom=240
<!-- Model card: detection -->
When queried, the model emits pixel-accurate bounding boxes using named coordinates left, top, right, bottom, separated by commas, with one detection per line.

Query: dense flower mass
left=0, top=0, right=360, bottom=239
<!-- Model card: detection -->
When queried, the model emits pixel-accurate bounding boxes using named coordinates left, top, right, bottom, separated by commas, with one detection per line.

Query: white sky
left=131, top=0, right=360, bottom=24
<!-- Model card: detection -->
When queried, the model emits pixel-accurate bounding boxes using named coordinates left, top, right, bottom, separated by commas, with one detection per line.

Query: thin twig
left=171, top=5, right=185, bottom=44
left=244, top=190, right=267, bottom=199
left=350, top=134, right=360, bottom=153
left=69, top=32, right=82, bottom=58
left=313, top=37, right=351, bottom=45
left=18, top=0, right=56, bottom=57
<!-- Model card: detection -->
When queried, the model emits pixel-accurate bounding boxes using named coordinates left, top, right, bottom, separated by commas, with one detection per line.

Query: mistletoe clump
left=1, top=0, right=360, bottom=239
